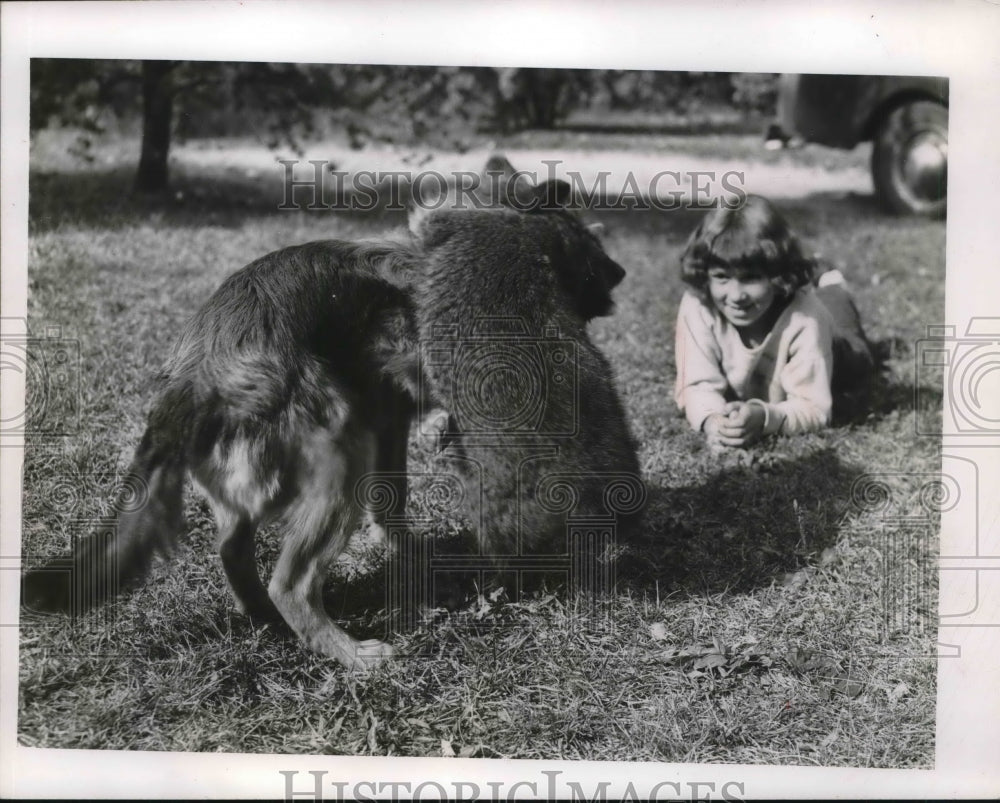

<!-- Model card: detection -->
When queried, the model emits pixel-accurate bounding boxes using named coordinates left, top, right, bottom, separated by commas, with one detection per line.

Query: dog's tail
left=21, top=393, right=188, bottom=616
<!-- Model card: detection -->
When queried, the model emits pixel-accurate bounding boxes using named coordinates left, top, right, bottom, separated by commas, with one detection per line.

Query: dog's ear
left=532, top=179, right=574, bottom=210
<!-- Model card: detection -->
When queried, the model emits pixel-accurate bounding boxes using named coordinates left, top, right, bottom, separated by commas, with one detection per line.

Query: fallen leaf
left=786, top=647, right=837, bottom=674
left=786, top=647, right=813, bottom=671
left=441, top=739, right=455, bottom=757
left=832, top=679, right=864, bottom=698
left=649, top=622, right=669, bottom=641
left=888, top=682, right=910, bottom=703
left=459, top=744, right=479, bottom=758
left=693, top=652, right=728, bottom=671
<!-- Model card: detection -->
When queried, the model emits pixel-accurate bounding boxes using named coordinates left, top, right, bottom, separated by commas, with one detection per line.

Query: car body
left=770, top=74, right=948, bottom=217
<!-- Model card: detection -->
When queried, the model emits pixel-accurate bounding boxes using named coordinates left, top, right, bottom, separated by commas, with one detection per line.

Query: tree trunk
left=135, top=61, right=176, bottom=193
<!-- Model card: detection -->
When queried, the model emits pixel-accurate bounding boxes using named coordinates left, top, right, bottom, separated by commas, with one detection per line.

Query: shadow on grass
left=28, top=165, right=407, bottom=234
left=620, top=448, right=859, bottom=596
left=315, top=447, right=862, bottom=643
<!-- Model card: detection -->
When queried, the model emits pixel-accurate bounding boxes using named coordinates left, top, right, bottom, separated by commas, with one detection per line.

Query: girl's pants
left=815, top=283, right=877, bottom=423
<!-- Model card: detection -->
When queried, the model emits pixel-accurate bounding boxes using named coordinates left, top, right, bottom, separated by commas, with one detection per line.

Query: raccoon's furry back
left=412, top=208, right=643, bottom=555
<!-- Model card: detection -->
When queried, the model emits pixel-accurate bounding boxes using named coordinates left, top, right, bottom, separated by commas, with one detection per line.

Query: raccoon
left=408, top=171, right=644, bottom=561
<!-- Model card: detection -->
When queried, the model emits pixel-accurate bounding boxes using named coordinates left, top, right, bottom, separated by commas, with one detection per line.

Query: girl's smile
left=707, top=267, right=778, bottom=344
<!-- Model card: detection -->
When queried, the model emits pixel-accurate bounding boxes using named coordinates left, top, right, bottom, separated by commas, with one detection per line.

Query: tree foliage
left=30, top=60, right=777, bottom=191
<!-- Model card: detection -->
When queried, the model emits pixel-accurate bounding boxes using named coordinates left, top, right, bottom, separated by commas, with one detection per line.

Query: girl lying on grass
left=674, top=194, right=876, bottom=449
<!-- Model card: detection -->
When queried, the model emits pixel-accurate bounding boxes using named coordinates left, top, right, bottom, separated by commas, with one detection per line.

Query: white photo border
left=2, top=0, right=999, bottom=798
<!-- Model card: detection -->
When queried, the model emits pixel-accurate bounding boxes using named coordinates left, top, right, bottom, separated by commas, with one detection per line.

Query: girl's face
left=707, top=265, right=777, bottom=331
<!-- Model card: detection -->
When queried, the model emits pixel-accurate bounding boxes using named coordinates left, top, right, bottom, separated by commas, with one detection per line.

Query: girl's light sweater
left=674, top=287, right=835, bottom=435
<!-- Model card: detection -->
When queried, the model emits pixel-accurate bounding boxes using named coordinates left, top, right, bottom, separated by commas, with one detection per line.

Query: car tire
left=871, top=100, right=948, bottom=218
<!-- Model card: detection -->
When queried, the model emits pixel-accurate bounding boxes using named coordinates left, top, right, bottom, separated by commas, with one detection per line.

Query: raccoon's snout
left=604, top=257, right=626, bottom=289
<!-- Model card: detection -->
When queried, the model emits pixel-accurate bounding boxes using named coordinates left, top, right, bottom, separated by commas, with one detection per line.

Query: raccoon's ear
left=483, top=153, right=518, bottom=180
left=483, top=153, right=533, bottom=208
left=532, top=179, right=573, bottom=210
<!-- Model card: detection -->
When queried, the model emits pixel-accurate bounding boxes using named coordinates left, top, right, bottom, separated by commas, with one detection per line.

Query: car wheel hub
left=901, top=133, right=947, bottom=203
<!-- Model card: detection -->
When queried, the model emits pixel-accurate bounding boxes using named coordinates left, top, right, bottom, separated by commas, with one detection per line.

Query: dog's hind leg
left=268, top=427, right=393, bottom=670
left=191, top=442, right=283, bottom=624
left=216, top=512, right=280, bottom=623
left=369, top=397, right=412, bottom=536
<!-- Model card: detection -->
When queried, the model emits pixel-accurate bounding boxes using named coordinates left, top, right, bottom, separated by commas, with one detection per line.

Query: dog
left=21, top=238, right=435, bottom=670
left=22, top=157, right=643, bottom=669
left=409, top=168, right=644, bottom=562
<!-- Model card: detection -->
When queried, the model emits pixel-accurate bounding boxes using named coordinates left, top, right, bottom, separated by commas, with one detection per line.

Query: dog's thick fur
left=22, top=157, right=643, bottom=669
left=22, top=239, right=427, bottom=669
left=410, top=180, right=643, bottom=558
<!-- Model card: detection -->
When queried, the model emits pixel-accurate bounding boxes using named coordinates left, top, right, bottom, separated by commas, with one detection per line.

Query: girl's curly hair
left=680, top=195, right=815, bottom=302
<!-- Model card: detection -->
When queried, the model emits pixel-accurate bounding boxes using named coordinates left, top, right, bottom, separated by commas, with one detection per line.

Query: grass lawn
left=17, top=132, right=943, bottom=765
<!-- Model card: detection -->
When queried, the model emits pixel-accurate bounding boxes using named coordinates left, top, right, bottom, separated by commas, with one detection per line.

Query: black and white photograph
left=2, top=1, right=998, bottom=799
